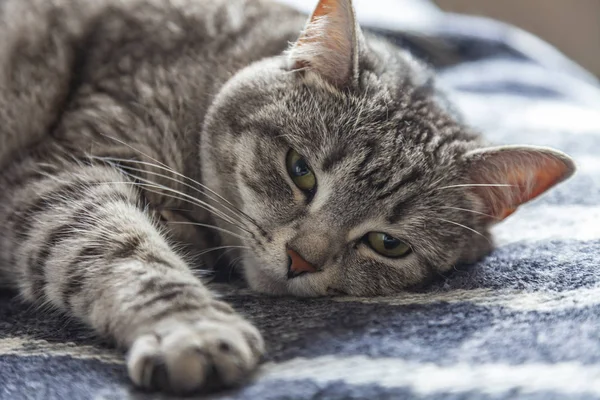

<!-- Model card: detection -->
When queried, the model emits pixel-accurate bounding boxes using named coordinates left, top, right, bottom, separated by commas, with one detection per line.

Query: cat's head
left=201, top=0, right=575, bottom=296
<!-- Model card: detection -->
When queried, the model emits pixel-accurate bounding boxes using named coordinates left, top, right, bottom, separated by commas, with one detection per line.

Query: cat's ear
left=463, top=146, right=575, bottom=224
left=287, top=0, right=364, bottom=88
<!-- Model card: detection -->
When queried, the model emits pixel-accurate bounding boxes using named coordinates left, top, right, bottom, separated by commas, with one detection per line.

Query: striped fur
left=0, top=0, right=290, bottom=393
left=0, top=0, right=574, bottom=394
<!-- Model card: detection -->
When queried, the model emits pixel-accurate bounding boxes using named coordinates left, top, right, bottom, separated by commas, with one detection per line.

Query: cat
left=0, top=0, right=575, bottom=394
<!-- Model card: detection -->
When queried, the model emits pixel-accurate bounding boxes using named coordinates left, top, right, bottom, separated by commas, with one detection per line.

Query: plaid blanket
left=3, top=1, right=600, bottom=399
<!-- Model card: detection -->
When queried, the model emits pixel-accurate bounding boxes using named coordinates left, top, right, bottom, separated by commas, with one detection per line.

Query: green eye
left=286, top=149, right=316, bottom=192
left=365, top=232, right=411, bottom=258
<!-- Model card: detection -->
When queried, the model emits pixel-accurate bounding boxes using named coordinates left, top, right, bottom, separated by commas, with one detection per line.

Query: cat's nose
left=286, top=248, right=317, bottom=279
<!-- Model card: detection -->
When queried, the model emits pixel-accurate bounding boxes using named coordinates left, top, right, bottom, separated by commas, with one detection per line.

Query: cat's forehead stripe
left=389, top=191, right=421, bottom=224
left=321, top=145, right=349, bottom=172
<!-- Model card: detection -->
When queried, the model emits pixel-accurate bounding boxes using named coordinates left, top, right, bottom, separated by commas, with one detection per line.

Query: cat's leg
left=0, top=148, right=263, bottom=394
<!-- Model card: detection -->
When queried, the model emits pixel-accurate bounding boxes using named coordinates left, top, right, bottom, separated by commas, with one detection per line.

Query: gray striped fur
left=0, top=0, right=574, bottom=394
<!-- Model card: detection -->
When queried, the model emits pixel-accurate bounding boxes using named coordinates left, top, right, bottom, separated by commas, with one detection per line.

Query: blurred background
left=278, top=0, right=600, bottom=78
left=434, top=0, right=600, bottom=77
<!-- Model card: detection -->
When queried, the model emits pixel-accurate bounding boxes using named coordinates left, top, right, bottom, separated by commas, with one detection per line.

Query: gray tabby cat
left=0, top=0, right=575, bottom=394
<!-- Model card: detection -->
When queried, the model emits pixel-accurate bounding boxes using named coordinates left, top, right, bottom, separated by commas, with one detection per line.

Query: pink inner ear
left=287, top=0, right=358, bottom=87
left=293, top=0, right=345, bottom=54
left=469, top=148, right=575, bottom=223
left=508, top=159, right=567, bottom=201
left=498, top=163, right=565, bottom=219
left=311, top=0, right=340, bottom=20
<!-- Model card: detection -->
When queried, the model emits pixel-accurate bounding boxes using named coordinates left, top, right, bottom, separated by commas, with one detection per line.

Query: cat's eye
left=365, top=232, right=411, bottom=258
left=286, top=149, right=316, bottom=193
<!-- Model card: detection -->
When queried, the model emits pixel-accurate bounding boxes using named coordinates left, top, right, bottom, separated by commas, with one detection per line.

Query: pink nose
left=286, top=248, right=317, bottom=279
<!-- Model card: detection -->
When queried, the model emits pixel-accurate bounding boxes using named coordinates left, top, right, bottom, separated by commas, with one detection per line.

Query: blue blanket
left=2, top=1, right=600, bottom=399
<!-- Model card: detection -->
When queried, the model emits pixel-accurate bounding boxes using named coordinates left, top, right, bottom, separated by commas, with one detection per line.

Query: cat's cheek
left=242, top=260, right=290, bottom=296
left=240, top=251, right=290, bottom=295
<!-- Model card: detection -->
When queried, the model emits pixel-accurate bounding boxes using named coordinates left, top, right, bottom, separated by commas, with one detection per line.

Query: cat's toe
left=127, top=334, right=162, bottom=390
left=127, top=314, right=263, bottom=394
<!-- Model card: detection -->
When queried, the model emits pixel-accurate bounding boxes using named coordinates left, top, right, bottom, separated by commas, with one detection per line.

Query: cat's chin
left=242, top=258, right=330, bottom=297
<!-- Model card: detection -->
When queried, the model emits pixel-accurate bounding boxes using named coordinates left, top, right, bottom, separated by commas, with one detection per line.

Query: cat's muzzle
left=286, top=248, right=317, bottom=280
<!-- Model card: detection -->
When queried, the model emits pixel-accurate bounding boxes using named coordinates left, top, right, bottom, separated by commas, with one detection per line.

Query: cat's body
left=0, top=0, right=306, bottom=264
left=0, top=0, right=575, bottom=394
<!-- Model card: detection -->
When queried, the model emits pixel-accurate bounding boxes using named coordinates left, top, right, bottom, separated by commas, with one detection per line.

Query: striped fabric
left=2, top=1, right=600, bottom=399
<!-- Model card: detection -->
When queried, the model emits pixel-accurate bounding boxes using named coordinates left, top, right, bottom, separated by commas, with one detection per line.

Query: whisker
left=82, top=179, right=250, bottom=233
left=132, top=182, right=251, bottom=232
left=191, top=267, right=214, bottom=280
left=98, top=134, right=171, bottom=170
left=205, top=249, right=241, bottom=284
left=196, top=245, right=249, bottom=257
left=100, top=160, right=251, bottom=228
left=92, top=138, right=271, bottom=239
left=214, top=247, right=239, bottom=267
left=434, top=217, right=492, bottom=244
left=228, top=255, right=244, bottom=282
left=167, top=221, right=249, bottom=241
left=438, top=184, right=516, bottom=190
left=102, top=164, right=251, bottom=231
left=440, top=206, right=500, bottom=220
left=91, top=155, right=260, bottom=229
left=163, top=207, right=195, bottom=213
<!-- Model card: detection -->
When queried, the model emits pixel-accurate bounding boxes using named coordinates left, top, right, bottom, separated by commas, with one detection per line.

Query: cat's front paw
left=126, top=303, right=264, bottom=394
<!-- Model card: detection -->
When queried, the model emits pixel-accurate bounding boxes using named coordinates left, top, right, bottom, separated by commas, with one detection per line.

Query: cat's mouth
left=240, top=240, right=336, bottom=296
